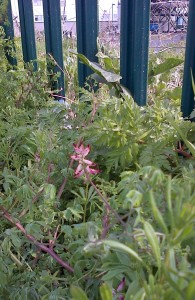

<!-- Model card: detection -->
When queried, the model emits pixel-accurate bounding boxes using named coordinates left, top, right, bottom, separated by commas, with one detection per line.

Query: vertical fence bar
left=18, top=0, right=37, bottom=70
left=181, top=0, right=195, bottom=118
left=120, top=0, right=150, bottom=105
left=75, top=0, right=98, bottom=88
left=0, top=0, right=17, bottom=68
left=42, top=0, right=65, bottom=99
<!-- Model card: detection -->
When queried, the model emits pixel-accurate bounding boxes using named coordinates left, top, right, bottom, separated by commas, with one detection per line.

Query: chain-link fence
left=150, top=1, right=188, bottom=53
left=98, top=0, right=189, bottom=54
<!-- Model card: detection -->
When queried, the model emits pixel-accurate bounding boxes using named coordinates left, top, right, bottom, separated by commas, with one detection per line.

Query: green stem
left=83, top=184, right=89, bottom=223
left=84, top=171, right=126, bottom=227
left=166, top=176, right=174, bottom=230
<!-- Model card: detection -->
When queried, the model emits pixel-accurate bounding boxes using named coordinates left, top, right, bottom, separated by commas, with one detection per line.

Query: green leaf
left=144, top=222, right=161, bottom=269
left=169, top=120, right=195, bottom=156
left=166, top=177, right=174, bottom=229
left=165, top=87, right=182, bottom=100
left=102, top=240, right=143, bottom=263
left=70, top=51, right=121, bottom=83
left=148, top=57, right=183, bottom=78
left=149, top=190, right=168, bottom=234
left=125, top=190, right=143, bottom=208
left=173, top=224, right=194, bottom=244
left=25, top=223, right=44, bottom=240
left=102, top=269, right=127, bottom=281
left=10, top=234, right=21, bottom=248
left=44, top=184, right=56, bottom=206
left=190, top=69, right=195, bottom=96
left=70, top=285, right=89, bottom=300
left=99, top=283, right=113, bottom=300
left=186, top=281, right=195, bottom=300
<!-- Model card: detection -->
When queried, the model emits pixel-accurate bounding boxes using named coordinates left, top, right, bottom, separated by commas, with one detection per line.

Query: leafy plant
left=0, top=18, right=195, bottom=300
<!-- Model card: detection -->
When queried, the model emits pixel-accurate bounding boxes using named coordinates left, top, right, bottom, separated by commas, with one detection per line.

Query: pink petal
left=73, top=143, right=83, bottom=154
left=70, top=154, right=81, bottom=161
left=73, top=143, right=90, bottom=157
left=82, top=145, right=90, bottom=157
left=75, top=163, right=83, bottom=174
left=74, top=163, right=84, bottom=178
left=83, top=159, right=95, bottom=165
left=117, top=278, right=125, bottom=292
left=74, top=169, right=84, bottom=178
left=86, top=166, right=101, bottom=175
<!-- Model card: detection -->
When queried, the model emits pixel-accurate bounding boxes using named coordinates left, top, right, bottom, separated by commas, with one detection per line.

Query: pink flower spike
left=71, top=142, right=101, bottom=179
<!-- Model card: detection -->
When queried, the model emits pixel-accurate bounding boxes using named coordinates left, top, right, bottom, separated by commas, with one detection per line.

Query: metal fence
left=1, top=0, right=195, bottom=118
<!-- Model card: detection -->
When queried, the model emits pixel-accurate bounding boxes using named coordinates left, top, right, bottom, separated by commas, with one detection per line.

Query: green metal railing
left=0, top=0, right=17, bottom=68
left=181, top=0, right=195, bottom=118
left=76, top=0, right=98, bottom=88
left=2, top=0, right=195, bottom=118
left=18, top=0, right=37, bottom=70
left=42, top=0, right=65, bottom=98
left=120, top=0, right=150, bottom=106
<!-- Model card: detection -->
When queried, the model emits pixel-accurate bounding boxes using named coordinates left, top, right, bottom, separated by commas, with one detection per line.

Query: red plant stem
left=175, top=149, right=193, bottom=158
left=0, top=206, right=74, bottom=273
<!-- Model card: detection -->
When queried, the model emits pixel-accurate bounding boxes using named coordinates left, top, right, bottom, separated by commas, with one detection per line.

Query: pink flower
left=112, top=277, right=126, bottom=300
left=71, top=143, right=100, bottom=178
left=117, top=277, right=125, bottom=293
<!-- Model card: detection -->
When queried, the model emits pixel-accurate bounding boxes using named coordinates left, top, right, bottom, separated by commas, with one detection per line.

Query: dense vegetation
left=0, top=9, right=195, bottom=300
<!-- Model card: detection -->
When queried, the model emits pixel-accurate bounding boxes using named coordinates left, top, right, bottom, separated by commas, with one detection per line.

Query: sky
left=10, top=0, right=120, bottom=20
left=99, top=0, right=119, bottom=16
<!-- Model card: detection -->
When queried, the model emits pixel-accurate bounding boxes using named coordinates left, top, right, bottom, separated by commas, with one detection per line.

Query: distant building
left=11, top=0, right=76, bottom=36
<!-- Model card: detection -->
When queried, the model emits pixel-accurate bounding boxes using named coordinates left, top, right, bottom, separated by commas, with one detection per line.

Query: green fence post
left=18, top=0, right=37, bottom=70
left=120, top=0, right=150, bottom=105
left=0, top=0, right=17, bottom=68
left=42, top=0, right=65, bottom=99
left=181, top=0, right=195, bottom=118
left=75, top=0, right=98, bottom=88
